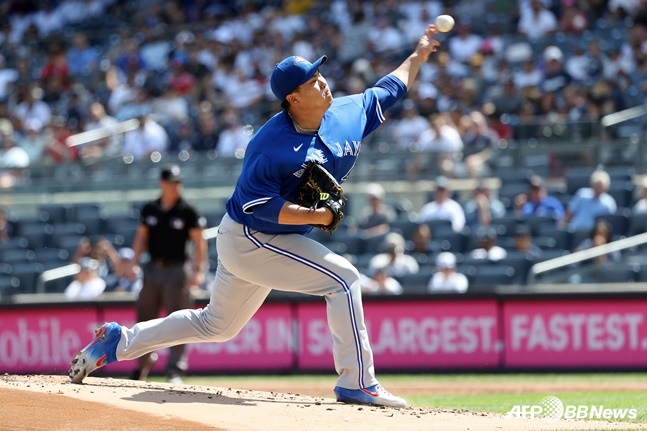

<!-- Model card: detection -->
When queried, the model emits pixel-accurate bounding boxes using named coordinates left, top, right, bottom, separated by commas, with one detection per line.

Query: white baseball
left=435, top=15, right=455, bottom=32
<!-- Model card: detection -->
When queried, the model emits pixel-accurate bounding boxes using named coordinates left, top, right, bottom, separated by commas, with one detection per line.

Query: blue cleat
left=334, top=384, right=407, bottom=408
left=69, top=322, right=121, bottom=384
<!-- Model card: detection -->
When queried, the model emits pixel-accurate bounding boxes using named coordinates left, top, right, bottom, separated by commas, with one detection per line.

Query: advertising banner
left=297, top=300, right=500, bottom=370
left=504, top=299, right=647, bottom=367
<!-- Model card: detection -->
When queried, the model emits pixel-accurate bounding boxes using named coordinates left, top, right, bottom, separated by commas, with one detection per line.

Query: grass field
left=146, top=373, right=647, bottom=425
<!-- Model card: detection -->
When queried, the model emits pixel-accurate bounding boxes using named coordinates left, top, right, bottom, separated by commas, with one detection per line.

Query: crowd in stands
left=0, top=165, right=646, bottom=297
left=1, top=1, right=647, bottom=296
left=0, top=0, right=644, bottom=180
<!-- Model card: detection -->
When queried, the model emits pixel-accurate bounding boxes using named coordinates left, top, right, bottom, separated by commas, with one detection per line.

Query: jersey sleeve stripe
left=370, top=89, right=386, bottom=123
left=242, top=197, right=272, bottom=214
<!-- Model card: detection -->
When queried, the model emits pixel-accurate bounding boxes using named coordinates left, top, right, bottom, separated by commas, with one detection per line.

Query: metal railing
left=527, top=232, right=647, bottom=284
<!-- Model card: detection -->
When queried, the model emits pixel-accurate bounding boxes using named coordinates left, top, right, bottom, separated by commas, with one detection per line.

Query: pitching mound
left=0, top=374, right=642, bottom=431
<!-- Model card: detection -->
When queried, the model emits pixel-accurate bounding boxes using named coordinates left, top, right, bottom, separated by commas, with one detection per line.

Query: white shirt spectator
left=428, top=252, right=468, bottom=293
left=428, top=271, right=469, bottom=293
left=65, top=278, right=106, bottom=300
left=122, top=117, right=169, bottom=160
left=417, top=198, right=466, bottom=232
left=217, top=126, right=252, bottom=158
left=0, top=64, right=18, bottom=100
left=518, top=6, right=557, bottom=40
left=449, top=33, right=484, bottom=64
left=417, top=125, right=464, bottom=152
left=393, top=106, right=429, bottom=149
left=15, top=100, right=51, bottom=128
left=84, top=114, right=122, bottom=157
left=470, top=245, right=508, bottom=261
left=0, top=144, right=30, bottom=168
left=33, top=7, right=66, bottom=36
left=514, top=62, right=544, bottom=89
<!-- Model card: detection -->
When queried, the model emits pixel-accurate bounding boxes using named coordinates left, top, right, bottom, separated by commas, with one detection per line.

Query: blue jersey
left=226, top=75, right=407, bottom=234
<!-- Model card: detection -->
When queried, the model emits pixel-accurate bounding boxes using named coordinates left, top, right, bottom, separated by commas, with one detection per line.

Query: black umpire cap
left=160, top=164, right=183, bottom=182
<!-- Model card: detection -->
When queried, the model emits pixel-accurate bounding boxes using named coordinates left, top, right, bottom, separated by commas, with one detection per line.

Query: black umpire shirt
left=140, top=197, right=206, bottom=262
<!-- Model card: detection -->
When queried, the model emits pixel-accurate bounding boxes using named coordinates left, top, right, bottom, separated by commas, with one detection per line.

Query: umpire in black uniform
left=130, top=164, right=207, bottom=384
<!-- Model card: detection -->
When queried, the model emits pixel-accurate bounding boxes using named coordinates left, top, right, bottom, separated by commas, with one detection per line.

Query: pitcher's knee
left=199, top=306, right=240, bottom=343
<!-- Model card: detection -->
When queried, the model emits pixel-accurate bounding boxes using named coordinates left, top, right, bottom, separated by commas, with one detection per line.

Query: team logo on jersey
left=307, top=149, right=327, bottom=165
left=333, top=140, right=361, bottom=157
left=171, top=218, right=185, bottom=229
left=146, top=216, right=158, bottom=226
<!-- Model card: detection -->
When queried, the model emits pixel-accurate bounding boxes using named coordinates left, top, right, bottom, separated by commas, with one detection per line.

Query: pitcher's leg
left=228, top=228, right=377, bottom=389
left=162, top=265, right=193, bottom=375
left=117, top=262, right=270, bottom=361
left=134, top=264, right=162, bottom=375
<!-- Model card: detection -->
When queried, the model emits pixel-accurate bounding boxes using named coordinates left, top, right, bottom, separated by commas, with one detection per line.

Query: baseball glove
left=296, top=161, right=346, bottom=234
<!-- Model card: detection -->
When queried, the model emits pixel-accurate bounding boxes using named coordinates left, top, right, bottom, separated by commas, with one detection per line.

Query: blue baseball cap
left=270, top=55, right=327, bottom=101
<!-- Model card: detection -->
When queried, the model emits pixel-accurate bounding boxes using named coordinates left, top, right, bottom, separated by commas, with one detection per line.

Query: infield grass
left=146, top=372, right=647, bottom=425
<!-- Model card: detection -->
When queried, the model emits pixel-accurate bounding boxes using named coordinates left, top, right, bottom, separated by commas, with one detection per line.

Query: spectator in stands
left=513, top=224, right=543, bottom=259
left=517, top=0, right=558, bottom=41
left=122, top=114, right=169, bottom=160
left=417, top=176, right=466, bottom=232
left=460, top=111, right=501, bottom=178
left=562, top=170, right=617, bottom=231
left=17, top=118, right=45, bottom=164
left=104, top=247, right=143, bottom=293
left=67, top=33, right=100, bottom=78
left=64, top=257, right=107, bottom=300
left=574, top=219, right=621, bottom=264
left=392, top=100, right=429, bottom=149
left=0, top=55, right=18, bottom=102
left=0, top=207, right=10, bottom=242
left=216, top=107, right=251, bottom=158
left=463, top=182, right=506, bottom=230
left=632, top=176, right=647, bottom=214
left=359, top=268, right=403, bottom=296
left=515, top=175, right=565, bottom=220
left=0, top=122, right=29, bottom=168
left=14, top=85, right=51, bottom=131
left=514, top=58, right=543, bottom=90
left=41, top=117, right=78, bottom=164
left=407, top=223, right=440, bottom=255
left=428, top=252, right=468, bottom=293
left=414, top=114, right=464, bottom=178
left=81, top=102, right=122, bottom=159
left=72, top=236, right=118, bottom=279
left=355, top=183, right=396, bottom=238
left=448, top=23, right=483, bottom=66
left=541, top=46, right=572, bottom=94
left=367, top=232, right=419, bottom=278
left=470, top=226, right=507, bottom=261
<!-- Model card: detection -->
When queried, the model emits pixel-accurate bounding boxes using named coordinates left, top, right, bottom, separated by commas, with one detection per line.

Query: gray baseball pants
left=116, top=213, right=378, bottom=390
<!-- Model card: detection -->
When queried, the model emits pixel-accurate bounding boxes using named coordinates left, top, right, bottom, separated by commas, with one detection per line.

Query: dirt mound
left=0, top=374, right=642, bottom=431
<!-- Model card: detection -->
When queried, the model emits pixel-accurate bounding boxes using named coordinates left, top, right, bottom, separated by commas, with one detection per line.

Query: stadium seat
left=628, top=212, right=647, bottom=236
left=38, top=204, right=69, bottom=224
left=491, top=215, right=521, bottom=237
left=565, top=168, right=594, bottom=195
left=16, top=223, right=53, bottom=250
left=0, top=236, right=29, bottom=251
left=435, top=231, right=467, bottom=253
left=537, top=225, right=573, bottom=250
left=498, top=255, right=533, bottom=284
left=578, top=263, right=640, bottom=283
left=34, top=247, right=70, bottom=262
left=69, top=203, right=104, bottom=236
left=607, top=181, right=635, bottom=208
left=473, top=265, right=516, bottom=288
left=7, top=262, right=45, bottom=294
left=398, top=269, right=434, bottom=295
left=595, top=213, right=629, bottom=237
left=525, top=215, right=559, bottom=236
left=390, top=218, right=420, bottom=240
left=0, top=248, right=36, bottom=263
left=423, top=219, right=453, bottom=236
left=362, top=232, right=390, bottom=254
left=0, top=276, right=20, bottom=297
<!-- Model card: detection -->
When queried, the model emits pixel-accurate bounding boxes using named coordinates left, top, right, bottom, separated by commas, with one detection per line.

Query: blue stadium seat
left=472, top=265, right=516, bottom=289
left=595, top=213, right=629, bottom=237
